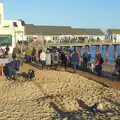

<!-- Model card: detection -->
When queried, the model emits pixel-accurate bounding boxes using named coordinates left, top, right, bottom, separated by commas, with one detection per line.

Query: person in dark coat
left=95, top=53, right=104, bottom=75
left=3, top=60, right=23, bottom=80
left=5, top=45, right=10, bottom=55
left=113, top=55, right=120, bottom=74
left=82, top=52, right=89, bottom=68
left=71, top=51, right=78, bottom=73
left=32, top=47, right=36, bottom=63
left=61, top=51, right=67, bottom=71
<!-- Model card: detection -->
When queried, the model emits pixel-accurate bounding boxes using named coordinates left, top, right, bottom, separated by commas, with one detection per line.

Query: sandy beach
left=0, top=64, right=120, bottom=120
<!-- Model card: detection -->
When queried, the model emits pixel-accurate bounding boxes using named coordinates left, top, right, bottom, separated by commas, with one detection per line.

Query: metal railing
left=46, top=39, right=120, bottom=47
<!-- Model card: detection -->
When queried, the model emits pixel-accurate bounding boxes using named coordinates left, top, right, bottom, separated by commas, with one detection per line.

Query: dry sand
left=0, top=64, right=120, bottom=120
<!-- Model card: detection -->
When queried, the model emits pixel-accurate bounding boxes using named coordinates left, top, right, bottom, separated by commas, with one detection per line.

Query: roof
left=25, top=24, right=73, bottom=35
left=72, top=28, right=105, bottom=35
left=108, top=29, right=120, bottom=34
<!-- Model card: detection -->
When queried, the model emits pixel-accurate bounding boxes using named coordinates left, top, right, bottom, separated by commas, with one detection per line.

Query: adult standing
left=82, top=52, right=89, bottom=68
left=6, top=45, right=10, bottom=55
left=71, top=51, right=78, bottom=73
left=113, top=55, right=120, bottom=74
left=46, top=50, right=51, bottom=69
left=40, top=50, right=46, bottom=69
left=25, top=47, right=32, bottom=62
left=95, top=53, right=104, bottom=75
left=52, top=50, right=59, bottom=68
left=61, top=51, right=67, bottom=71
left=32, top=47, right=36, bottom=63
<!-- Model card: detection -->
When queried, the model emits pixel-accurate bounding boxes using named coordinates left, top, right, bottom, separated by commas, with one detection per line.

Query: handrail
left=46, top=40, right=120, bottom=47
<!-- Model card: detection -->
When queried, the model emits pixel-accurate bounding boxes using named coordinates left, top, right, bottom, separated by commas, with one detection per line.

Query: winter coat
left=46, top=53, right=51, bottom=65
left=40, top=52, right=46, bottom=61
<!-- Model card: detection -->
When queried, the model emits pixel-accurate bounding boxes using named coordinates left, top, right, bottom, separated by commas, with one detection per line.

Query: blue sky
left=3, top=0, right=120, bottom=30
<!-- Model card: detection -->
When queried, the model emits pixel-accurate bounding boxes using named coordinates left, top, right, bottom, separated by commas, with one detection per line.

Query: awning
left=0, top=35, right=12, bottom=46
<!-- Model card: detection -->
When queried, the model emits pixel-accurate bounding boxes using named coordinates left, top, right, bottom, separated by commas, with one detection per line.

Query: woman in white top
left=46, top=50, right=51, bottom=69
left=40, top=51, right=46, bottom=69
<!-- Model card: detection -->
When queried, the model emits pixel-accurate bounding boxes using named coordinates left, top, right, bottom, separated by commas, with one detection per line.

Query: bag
left=96, top=61, right=99, bottom=65
left=54, top=55, right=58, bottom=61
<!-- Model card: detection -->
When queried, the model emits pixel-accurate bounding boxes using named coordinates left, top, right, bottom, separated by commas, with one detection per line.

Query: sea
left=69, top=45, right=120, bottom=64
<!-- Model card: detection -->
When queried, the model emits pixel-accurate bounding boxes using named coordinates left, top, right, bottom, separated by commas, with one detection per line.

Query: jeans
left=41, top=61, right=46, bottom=69
left=25, top=55, right=31, bottom=62
left=72, top=62, right=77, bottom=72
left=32, top=56, right=36, bottom=62
left=95, top=64, right=102, bottom=74
left=113, top=66, right=120, bottom=73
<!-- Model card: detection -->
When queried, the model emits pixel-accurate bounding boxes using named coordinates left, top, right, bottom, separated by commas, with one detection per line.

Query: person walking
left=46, top=50, right=51, bottom=69
left=71, top=51, right=78, bottom=73
left=40, top=50, right=46, bottom=69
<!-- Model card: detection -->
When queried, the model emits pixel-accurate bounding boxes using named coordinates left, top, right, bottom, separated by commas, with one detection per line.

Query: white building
left=72, top=28, right=105, bottom=42
left=25, top=24, right=73, bottom=43
left=106, top=29, right=120, bottom=42
left=0, top=2, right=26, bottom=53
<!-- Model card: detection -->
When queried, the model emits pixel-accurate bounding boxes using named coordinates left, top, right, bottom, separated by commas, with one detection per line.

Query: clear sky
left=3, top=0, right=120, bottom=30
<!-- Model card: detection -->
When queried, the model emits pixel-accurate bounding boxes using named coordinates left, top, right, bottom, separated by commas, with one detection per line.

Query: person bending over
left=3, top=60, right=23, bottom=80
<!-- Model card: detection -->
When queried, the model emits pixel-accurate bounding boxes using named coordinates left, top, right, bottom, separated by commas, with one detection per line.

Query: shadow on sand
left=48, top=98, right=120, bottom=120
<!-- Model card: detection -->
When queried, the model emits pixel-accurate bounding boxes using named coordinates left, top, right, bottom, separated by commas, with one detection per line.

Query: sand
left=0, top=64, right=120, bottom=120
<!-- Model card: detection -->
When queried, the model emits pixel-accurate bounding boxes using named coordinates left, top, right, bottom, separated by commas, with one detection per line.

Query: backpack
left=54, top=54, right=58, bottom=61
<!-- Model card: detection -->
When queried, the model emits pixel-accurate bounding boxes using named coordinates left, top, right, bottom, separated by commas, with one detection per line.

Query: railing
left=46, top=40, right=120, bottom=47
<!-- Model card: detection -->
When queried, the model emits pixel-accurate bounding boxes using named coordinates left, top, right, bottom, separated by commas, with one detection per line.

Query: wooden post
left=85, top=46, right=87, bottom=52
left=74, top=46, right=76, bottom=51
left=88, top=45, right=90, bottom=52
left=96, top=45, right=100, bottom=54
left=106, top=45, right=109, bottom=62
left=78, top=46, right=81, bottom=57
left=114, top=45, right=117, bottom=61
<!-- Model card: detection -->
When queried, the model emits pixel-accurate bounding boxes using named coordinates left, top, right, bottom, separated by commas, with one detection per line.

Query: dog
left=88, top=62, right=95, bottom=72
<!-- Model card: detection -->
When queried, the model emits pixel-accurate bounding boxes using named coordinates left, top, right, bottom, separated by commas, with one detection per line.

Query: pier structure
left=46, top=41, right=119, bottom=62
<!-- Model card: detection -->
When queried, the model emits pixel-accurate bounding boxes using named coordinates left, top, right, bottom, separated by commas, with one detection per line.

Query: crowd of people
left=24, top=46, right=105, bottom=75
left=2, top=45, right=120, bottom=80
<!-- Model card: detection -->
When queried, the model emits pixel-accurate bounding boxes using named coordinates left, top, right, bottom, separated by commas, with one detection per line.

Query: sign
left=33, top=36, right=37, bottom=41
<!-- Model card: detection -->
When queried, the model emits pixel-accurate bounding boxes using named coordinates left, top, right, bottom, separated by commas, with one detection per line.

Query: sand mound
left=0, top=69, right=120, bottom=120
